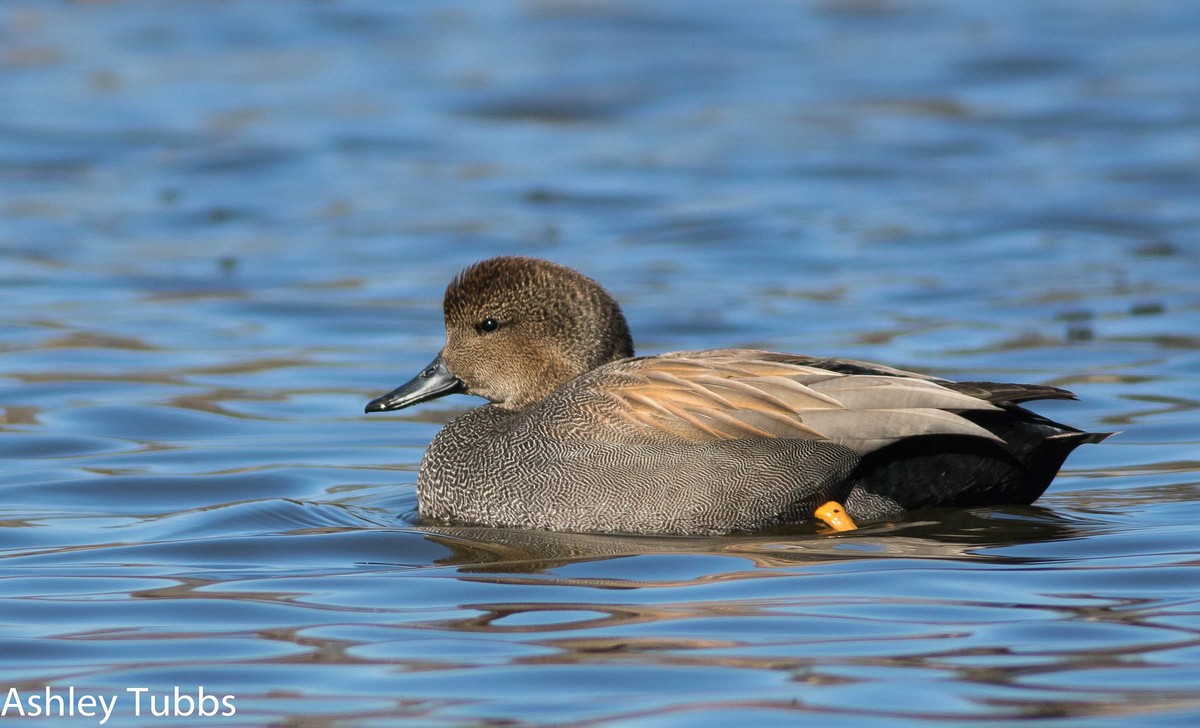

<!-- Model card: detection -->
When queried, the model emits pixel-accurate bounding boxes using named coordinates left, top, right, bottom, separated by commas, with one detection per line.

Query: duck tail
left=1025, top=429, right=1114, bottom=489
left=1075, top=430, right=1117, bottom=445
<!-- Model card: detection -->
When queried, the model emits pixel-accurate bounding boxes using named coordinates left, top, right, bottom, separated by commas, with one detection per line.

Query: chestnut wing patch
left=601, top=350, right=1003, bottom=450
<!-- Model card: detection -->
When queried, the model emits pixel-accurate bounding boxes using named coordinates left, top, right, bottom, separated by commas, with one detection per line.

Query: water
left=3, top=1, right=1200, bottom=725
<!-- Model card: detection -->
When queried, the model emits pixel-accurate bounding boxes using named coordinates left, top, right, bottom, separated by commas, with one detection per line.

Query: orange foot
left=815, top=501, right=857, bottom=532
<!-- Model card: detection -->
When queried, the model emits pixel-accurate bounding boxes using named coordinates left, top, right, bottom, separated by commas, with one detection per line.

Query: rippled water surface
left=3, top=1, right=1200, bottom=725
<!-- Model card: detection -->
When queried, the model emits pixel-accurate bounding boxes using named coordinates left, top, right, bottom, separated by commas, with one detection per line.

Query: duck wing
left=943, top=380, right=1079, bottom=404
left=588, top=349, right=1007, bottom=452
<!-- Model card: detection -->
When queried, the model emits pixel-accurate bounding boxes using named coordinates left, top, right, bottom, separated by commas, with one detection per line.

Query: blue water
left=3, top=1, right=1200, bottom=725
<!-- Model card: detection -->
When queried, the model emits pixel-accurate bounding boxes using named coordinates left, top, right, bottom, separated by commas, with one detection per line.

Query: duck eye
left=477, top=317, right=501, bottom=334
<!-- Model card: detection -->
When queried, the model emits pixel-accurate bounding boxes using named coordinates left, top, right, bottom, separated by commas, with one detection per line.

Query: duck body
left=367, top=257, right=1109, bottom=535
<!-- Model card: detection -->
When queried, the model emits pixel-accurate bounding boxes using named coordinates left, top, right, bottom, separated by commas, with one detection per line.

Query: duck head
left=365, top=256, right=634, bottom=413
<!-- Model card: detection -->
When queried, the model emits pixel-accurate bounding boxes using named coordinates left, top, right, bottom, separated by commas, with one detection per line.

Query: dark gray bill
left=364, top=351, right=464, bottom=413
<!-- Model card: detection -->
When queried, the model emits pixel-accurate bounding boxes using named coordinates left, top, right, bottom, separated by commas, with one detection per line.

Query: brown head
left=365, top=256, right=634, bottom=412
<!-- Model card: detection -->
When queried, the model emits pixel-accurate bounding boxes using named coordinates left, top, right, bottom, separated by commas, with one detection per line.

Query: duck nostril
left=423, top=366, right=437, bottom=378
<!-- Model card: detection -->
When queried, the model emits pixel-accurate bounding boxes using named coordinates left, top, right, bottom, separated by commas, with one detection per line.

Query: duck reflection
left=419, top=505, right=1096, bottom=577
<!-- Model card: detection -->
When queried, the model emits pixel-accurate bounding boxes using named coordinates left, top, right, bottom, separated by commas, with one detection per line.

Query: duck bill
left=364, top=352, right=464, bottom=413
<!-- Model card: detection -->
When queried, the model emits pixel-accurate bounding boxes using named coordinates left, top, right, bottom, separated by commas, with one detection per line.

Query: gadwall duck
left=366, top=256, right=1109, bottom=535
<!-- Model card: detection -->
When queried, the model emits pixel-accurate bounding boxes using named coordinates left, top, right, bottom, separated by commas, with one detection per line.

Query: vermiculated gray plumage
left=418, top=389, right=859, bottom=535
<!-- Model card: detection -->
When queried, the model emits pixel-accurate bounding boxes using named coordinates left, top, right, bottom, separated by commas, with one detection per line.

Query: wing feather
left=591, top=350, right=1011, bottom=451
left=810, top=375, right=1001, bottom=412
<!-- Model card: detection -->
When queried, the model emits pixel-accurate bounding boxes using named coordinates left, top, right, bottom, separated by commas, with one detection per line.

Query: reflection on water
left=3, top=0, right=1200, bottom=724
left=421, top=507, right=1093, bottom=575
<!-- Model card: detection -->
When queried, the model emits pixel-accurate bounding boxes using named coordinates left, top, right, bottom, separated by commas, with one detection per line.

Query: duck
left=365, top=256, right=1109, bottom=535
